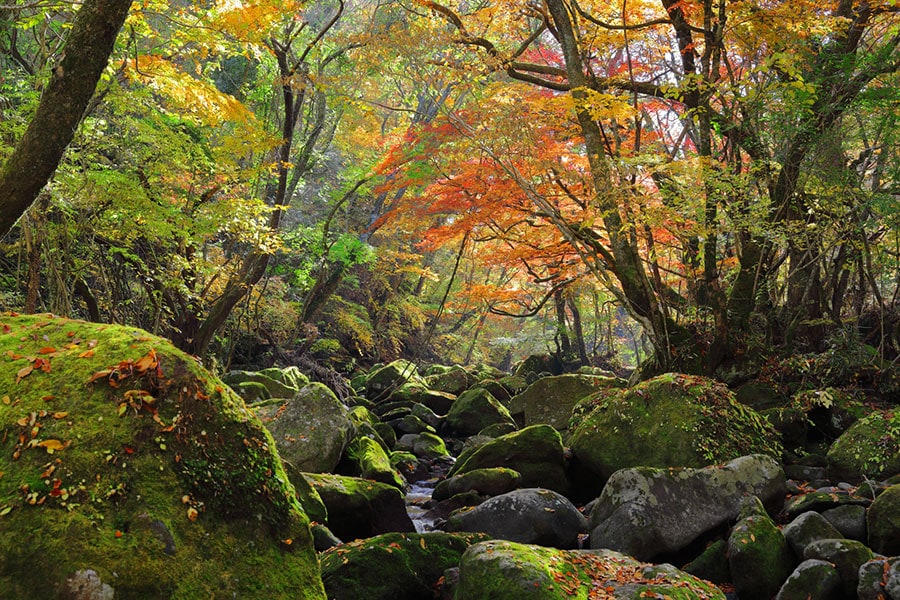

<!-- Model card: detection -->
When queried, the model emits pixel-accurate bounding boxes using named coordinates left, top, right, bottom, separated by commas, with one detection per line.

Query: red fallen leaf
left=42, top=395, right=55, bottom=401
left=124, top=446, right=134, bottom=454
left=38, top=347, right=56, bottom=355
left=2, top=324, right=10, bottom=333
left=115, top=530, right=123, bottom=538
left=15, top=365, right=33, bottom=383
left=66, top=331, right=75, bottom=337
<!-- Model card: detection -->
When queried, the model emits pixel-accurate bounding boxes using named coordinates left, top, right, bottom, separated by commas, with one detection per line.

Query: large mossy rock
left=445, top=388, right=516, bottom=436
left=570, top=373, right=782, bottom=481
left=454, top=540, right=726, bottom=599
left=424, top=365, right=472, bottom=396
left=867, top=483, right=900, bottom=555
left=448, top=424, right=570, bottom=495
left=827, top=410, right=900, bottom=481
left=254, top=382, right=354, bottom=474
left=588, top=454, right=786, bottom=561
left=302, top=472, right=414, bottom=541
left=365, top=360, right=421, bottom=402
left=221, top=369, right=301, bottom=400
left=507, top=374, right=626, bottom=431
left=0, top=314, right=324, bottom=598
left=345, top=435, right=405, bottom=489
left=727, top=497, right=794, bottom=600
left=319, top=531, right=488, bottom=600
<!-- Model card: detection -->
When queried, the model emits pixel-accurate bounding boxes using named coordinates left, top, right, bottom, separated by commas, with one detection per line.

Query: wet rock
left=774, top=559, right=842, bottom=600
left=867, top=483, right=900, bottom=555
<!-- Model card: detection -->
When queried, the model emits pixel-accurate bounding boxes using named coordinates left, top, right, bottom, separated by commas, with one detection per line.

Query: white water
left=406, top=480, right=438, bottom=533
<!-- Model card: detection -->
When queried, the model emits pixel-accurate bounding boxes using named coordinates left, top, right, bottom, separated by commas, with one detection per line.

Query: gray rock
left=506, top=374, right=623, bottom=430
left=782, top=511, right=844, bottom=558
left=774, top=559, right=842, bottom=600
left=821, top=504, right=867, bottom=541
left=858, top=558, right=890, bottom=600
left=588, top=454, right=786, bottom=560
left=446, top=488, right=587, bottom=549
left=60, top=570, right=114, bottom=600
left=365, top=360, right=421, bottom=402
left=803, top=538, right=874, bottom=597
left=254, top=382, right=354, bottom=474
left=887, top=560, right=900, bottom=600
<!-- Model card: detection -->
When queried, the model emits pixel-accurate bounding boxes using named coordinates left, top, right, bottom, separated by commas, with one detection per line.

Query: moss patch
left=0, top=314, right=323, bottom=598
left=319, top=531, right=488, bottom=600
left=570, top=373, right=782, bottom=480
left=455, top=540, right=725, bottom=599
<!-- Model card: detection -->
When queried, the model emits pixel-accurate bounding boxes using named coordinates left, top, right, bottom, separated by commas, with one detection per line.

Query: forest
left=0, top=0, right=895, bottom=383
left=1, top=1, right=900, bottom=599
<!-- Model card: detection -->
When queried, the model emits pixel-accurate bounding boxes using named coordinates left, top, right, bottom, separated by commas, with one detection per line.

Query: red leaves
left=86, top=348, right=162, bottom=388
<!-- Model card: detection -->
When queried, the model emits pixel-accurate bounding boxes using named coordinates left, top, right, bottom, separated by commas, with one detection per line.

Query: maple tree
left=375, top=0, right=900, bottom=374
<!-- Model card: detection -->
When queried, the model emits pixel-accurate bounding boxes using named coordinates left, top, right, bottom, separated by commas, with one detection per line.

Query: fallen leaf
left=135, top=349, right=158, bottom=373
left=115, top=530, right=123, bottom=538
left=78, top=349, right=94, bottom=359
left=38, top=439, right=66, bottom=454
left=15, top=365, right=33, bottom=383
left=187, top=507, right=198, bottom=521
left=419, top=537, right=426, bottom=549
left=38, top=347, right=56, bottom=355
left=86, top=369, right=112, bottom=384
left=52, top=412, right=69, bottom=419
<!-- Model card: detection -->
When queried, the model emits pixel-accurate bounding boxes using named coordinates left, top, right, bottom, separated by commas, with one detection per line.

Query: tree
left=0, top=0, right=132, bottom=237
left=413, top=0, right=900, bottom=374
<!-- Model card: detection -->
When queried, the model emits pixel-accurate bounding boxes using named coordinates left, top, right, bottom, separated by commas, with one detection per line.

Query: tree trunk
left=0, top=0, right=132, bottom=238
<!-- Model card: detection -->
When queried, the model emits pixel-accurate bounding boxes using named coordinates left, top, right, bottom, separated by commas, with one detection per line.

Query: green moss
left=570, top=373, right=782, bottom=480
left=319, top=531, right=488, bottom=600
left=827, top=410, right=900, bottom=480
left=455, top=540, right=725, bottom=599
left=448, top=425, right=568, bottom=495
left=0, top=314, right=324, bottom=598
left=346, top=435, right=405, bottom=489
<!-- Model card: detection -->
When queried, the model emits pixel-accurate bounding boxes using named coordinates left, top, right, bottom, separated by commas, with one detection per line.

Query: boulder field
left=6, top=326, right=900, bottom=599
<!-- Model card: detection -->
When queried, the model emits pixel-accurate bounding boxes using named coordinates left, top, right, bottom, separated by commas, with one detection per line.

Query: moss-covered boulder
left=782, top=511, right=844, bottom=558
left=254, top=382, right=354, bottom=475
left=320, top=532, right=486, bottom=600
left=320, top=531, right=488, bottom=600
left=514, top=354, right=562, bottom=381
left=727, top=497, right=793, bottom=600
left=774, top=559, right=842, bottom=600
left=395, top=431, right=449, bottom=460
left=507, top=374, right=626, bottom=431
left=570, top=373, right=782, bottom=481
left=259, top=365, right=310, bottom=392
left=345, top=435, right=405, bottom=489
left=589, top=454, right=786, bottom=561
left=445, top=388, right=516, bottom=436
left=424, top=365, right=472, bottom=396
left=867, top=483, right=900, bottom=555
left=448, top=424, right=569, bottom=495
left=302, top=472, right=414, bottom=541
left=0, top=314, right=324, bottom=598
left=365, top=360, right=422, bottom=402
left=827, top=410, right=900, bottom=481
left=222, top=369, right=300, bottom=399
left=432, top=467, right=521, bottom=502
left=803, top=538, right=873, bottom=596
left=455, top=540, right=726, bottom=599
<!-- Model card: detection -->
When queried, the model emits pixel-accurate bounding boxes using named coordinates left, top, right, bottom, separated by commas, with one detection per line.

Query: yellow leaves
left=211, top=0, right=302, bottom=44
left=125, top=55, right=256, bottom=128
left=573, top=88, right=637, bottom=122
